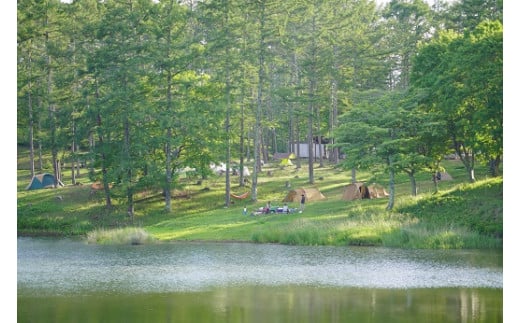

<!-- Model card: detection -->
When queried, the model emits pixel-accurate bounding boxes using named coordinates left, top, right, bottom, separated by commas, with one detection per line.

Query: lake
left=17, top=237, right=503, bottom=322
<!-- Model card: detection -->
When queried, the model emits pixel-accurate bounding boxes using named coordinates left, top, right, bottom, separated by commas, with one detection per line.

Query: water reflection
left=18, top=286, right=502, bottom=323
left=17, top=238, right=502, bottom=295
left=17, top=238, right=503, bottom=323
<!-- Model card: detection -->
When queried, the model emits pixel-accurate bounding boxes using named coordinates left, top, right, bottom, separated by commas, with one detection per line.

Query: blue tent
left=26, top=173, right=63, bottom=190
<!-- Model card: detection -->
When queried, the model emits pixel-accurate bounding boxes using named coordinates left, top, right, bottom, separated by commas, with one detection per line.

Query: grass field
left=17, top=146, right=503, bottom=249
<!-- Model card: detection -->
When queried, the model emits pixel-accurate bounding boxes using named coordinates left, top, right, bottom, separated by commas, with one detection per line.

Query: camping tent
left=342, top=182, right=364, bottom=201
left=342, top=182, right=388, bottom=201
left=368, top=184, right=389, bottom=198
left=26, top=173, right=64, bottom=190
left=273, top=152, right=296, bottom=160
left=283, top=187, right=326, bottom=202
left=279, top=158, right=293, bottom=167
left=438, top=172, right=453, bottom=180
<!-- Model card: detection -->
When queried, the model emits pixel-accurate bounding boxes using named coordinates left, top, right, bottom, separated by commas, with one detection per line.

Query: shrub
left=86, top=227, right=157, bottom=245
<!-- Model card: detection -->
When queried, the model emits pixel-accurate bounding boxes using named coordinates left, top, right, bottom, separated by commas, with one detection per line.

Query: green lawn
left=17, top=148, right=502, bottom=249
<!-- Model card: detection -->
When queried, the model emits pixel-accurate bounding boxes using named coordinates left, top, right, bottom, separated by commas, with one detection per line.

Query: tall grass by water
left=86, top=227, right=157, bottom=245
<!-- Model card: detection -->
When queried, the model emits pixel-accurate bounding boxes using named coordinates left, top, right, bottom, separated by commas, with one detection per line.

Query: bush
left=86, top=227, right=157, bottom=245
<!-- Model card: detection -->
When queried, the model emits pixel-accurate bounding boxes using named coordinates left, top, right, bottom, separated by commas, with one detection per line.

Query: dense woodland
left=17, top=0, right=503, bottom=216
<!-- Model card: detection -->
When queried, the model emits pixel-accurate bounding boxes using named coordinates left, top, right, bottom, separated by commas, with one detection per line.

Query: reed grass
left=86, top=227, right=157, bottom=245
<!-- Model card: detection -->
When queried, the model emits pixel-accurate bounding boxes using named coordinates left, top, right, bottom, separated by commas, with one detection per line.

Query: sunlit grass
left=17, top=151, right=502, bottom=249
left=86, top=227, right=157, bottom=245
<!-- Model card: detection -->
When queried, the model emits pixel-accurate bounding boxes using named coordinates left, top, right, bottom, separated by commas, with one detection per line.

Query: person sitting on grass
left=282, top=203, right=288, bottom=214
left=263, top=201, right=271, bottom=214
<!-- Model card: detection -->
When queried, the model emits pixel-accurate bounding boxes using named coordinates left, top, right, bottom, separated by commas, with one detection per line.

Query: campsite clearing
left=17, top=156, right=503, bottom=249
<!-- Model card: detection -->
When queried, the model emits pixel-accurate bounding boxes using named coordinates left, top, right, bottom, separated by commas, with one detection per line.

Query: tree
left=86, top=0, right=155, bottom=217
left=18, top=0, right=47, bottom=177
left=148, top=0, right=191, bottom=212
left=382, top=0, right=434, bottom=89
left=336, top=89, right=439, bottom=209
left=325, top=0, right=389, bottom=166
left=411, top=20, right=503, bottom=181
left=442, top=0, right=503, bottom=33
left=18, top=0, right=70, bottom=186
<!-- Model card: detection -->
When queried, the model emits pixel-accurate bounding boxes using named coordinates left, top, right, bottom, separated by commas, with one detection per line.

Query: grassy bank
left=16, top=149, right=502, bottom=249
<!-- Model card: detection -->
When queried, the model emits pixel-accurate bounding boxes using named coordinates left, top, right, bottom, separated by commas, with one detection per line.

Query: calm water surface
left=17, top=237, right=503, bottom=322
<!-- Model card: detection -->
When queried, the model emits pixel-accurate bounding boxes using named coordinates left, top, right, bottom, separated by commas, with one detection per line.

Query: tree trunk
left=313, top=35, right=323, bottom=167
left=432, top=172, right=439, bottom=194
left=288, top=101, right=294, bottom=157
left=71, top=137, right=76, bottom=185
left=261, top=128, right=268, bottom=165
left=461, top=154, right=476, bottom=183
left=124, top=117, right=134, bottom=220
left=252, top=1, right=266, bottom=203
left=164, top=128, right=172, bottom=212
left=28, top=95, right=35, bottom=178
left=307, top=108, right=314, bottom=184
left=36, top=91, right=44, bottom=172
left=163, top=4, right=174, bottom=212
left=38, top=139, right=43, bottom=172
left=291, top=52, right=302, bottom=170
left=329, top=45, right=339, bottom=164
left=246, top=128, right=251, bottom=162
left=453, top=137, right=476, bottom=183
left=46, top=33, right=59, bottom=189
left=295, top=115, right=302, bottom=169
left=272, top=127, right=278, bottom=156
left=386, top=167, right=395, bottom=211
left=239, top=101, right=245, bottom=187
left=88, top=130, right=95, bottom=179
left=409, top=172, right=417, bottom=196
left=307, top=13, right=317, bottom=184
left=95, top=78, right=112, bottom=208
left=225, top=58, right=231, bottom=207
left=317, top=119, right=323, bottom=168
left=27, top=47, right=35, bottom=178
left=489, top=157, right=500, bottom=177
left=127, top=179, right=134, bottom=221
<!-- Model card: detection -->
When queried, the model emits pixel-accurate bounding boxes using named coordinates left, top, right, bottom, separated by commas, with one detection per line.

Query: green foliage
left=411, top=20, right=503, bottom=180
left=397, top=177, right=503, bottom=239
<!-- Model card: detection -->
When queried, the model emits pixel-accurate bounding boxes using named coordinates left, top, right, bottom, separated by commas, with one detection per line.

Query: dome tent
left=342, top=182, right=364, bottom=201
left=282, top=187, right=326, bottom=203
left=342, top=182, right=388, bottom=201
left=26, top=173, right=64, bottom=190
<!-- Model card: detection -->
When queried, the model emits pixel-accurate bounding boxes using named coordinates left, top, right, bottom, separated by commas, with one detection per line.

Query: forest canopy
left=17, top=0, right=502, bottom=213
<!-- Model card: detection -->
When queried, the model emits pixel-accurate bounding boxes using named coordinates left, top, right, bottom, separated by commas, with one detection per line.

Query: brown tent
left=367, top=184, right=389, bottom=198
left=342, top=182, right=364, bottom=201
left=283, top=187, right=326, bottom=202
left=342, top=182, right=388, bottom=201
